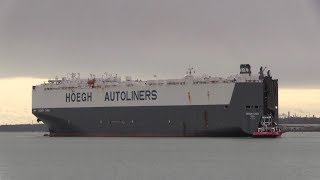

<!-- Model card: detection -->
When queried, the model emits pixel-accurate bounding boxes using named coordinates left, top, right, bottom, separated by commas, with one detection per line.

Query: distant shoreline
left=0, top=124, right=48, bottom=132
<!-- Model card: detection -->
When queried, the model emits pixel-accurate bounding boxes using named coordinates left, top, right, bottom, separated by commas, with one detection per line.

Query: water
left=0, top=132, right=319, bottom=180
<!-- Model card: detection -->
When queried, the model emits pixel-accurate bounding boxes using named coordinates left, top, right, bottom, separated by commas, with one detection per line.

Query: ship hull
left=33, top=82, right=278, bottom=137
left=34, top=105, right=249, bottom=137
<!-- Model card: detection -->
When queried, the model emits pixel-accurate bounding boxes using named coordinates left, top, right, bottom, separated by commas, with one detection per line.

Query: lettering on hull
left=66, top=92, right=93, bottom=102
left=65, top=90, right=158, bottom=103
left=104, top=90, right=157, bottom=101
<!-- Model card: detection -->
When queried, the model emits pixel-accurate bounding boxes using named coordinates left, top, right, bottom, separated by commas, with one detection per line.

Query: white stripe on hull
left=32, top=83, right=235, bottom=109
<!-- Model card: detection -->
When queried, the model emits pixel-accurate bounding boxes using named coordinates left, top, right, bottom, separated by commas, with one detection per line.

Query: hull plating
left=33, top=83, right=272, bottom=137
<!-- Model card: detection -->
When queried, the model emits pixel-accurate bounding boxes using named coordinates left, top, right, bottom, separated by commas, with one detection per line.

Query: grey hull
left=33, top=81, right=278, bottom=137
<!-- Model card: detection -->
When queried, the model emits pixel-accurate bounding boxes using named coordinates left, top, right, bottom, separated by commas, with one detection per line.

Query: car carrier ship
left=32, top=64, right=279, bottom=137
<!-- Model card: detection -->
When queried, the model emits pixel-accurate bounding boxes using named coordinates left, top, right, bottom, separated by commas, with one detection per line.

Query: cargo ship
left=32, top=64, right=278, bottom=137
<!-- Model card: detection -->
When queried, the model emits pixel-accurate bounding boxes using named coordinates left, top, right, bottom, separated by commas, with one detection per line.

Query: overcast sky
left=0, top=0, right=320, bottom=87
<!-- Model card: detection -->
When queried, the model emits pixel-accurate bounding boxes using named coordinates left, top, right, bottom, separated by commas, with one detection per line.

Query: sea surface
left=0, top=132, right=319, bottom=180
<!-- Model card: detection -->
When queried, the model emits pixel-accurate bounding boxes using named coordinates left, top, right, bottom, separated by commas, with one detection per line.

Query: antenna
left=90, top=74, right=96, bottom=79
left=71, top=72, right=76, bottom=79
left=186, top=66, right=195, bottom=76
left=259, top=66, right=267, bottom=80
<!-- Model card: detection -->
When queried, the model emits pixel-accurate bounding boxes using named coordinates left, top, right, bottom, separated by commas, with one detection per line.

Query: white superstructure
left=32, top=67, right=262, bottom=109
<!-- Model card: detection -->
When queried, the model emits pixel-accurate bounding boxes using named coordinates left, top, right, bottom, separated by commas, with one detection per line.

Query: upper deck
left=34, top=65, right=267, bottom=91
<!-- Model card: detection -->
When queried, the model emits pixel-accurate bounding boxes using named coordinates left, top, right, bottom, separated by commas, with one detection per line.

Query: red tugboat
left=253, top=116, right=282, bottom=138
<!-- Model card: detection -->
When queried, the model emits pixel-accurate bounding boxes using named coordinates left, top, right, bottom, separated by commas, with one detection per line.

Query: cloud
left=0, top=0, right=320, bottom=87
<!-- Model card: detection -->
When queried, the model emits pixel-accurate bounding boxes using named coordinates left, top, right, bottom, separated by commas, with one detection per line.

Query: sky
left=0, top=0, right=320, bottom=124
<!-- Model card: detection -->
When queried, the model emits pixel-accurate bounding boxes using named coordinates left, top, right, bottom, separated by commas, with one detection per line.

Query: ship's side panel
left=33, top=82, right=265, bottom=136
left=230, top=82, right=264, bottom=134
left=32, top=83, right=235, bottom=109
